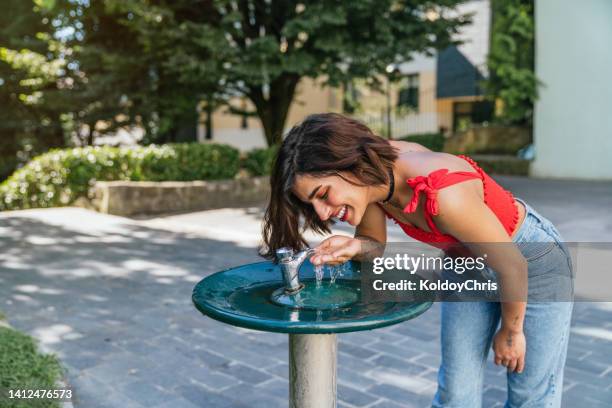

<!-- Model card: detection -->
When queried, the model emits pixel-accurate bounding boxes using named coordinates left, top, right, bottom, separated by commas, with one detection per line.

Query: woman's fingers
left=318, top=235, right=349, bottom=249
left=495, top=355, right=522, bottom=373
left=516, top=356, right=525, bottom=373
left=323, top=252, right=349, bottom=264
left=311, top=255, right=344, bottom=266
left=311, top=238, right=355, bottom=265
left=310, top=254, right=327, bottom=265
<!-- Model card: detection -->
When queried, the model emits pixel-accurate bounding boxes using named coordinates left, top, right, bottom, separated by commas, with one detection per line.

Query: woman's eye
left=321, top=191, right=328, bottom=200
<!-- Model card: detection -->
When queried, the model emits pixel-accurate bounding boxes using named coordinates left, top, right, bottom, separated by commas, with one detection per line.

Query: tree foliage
left=1, top=0, right=470, bottom=181
left=485, top=0, right=537, bottom=125
left=0, top=0, right=67, bottom=179
left=125, top=0, right=470, bottom=145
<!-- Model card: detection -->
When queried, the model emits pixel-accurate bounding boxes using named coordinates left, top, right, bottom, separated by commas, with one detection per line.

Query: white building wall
left=453, top=0, right=491, bottom=75
left=198, top=125, right=268, bottom=151
left=532, top=0, right=612, bottom=179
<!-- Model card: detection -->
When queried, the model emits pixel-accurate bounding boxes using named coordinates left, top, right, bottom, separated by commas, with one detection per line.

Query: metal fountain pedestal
left=192, top=252, right=432, bottom=408
left=289, top=333, right=337, bottom=408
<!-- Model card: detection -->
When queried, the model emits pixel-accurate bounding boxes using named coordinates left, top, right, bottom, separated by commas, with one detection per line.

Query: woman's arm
left=433, top=184, right=528, bottom=373
left=311, top=203, right=387, bottom=265
left=354, top=203, right=387, bottom=260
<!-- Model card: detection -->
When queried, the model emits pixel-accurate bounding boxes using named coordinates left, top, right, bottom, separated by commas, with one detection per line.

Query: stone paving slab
left=1, top=176, right=612, bottom=407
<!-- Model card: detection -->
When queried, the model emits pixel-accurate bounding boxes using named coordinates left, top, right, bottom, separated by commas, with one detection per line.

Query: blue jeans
left=432, top=199, right=574, bottom=407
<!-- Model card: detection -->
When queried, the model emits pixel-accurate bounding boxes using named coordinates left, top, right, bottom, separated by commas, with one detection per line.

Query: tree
left=1, top=0, right=471, bottom=170
left=110, top=0, right=229, bottom=144
left=126, top=0, right=470, bottom=146
left=485, top=0, right=537, bottom=126
left=47, top=0, right=210, bottom=146
left=0, top=0, right=67, bottom=179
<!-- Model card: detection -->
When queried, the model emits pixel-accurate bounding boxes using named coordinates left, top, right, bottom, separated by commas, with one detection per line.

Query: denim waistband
left=511, top=197, right=573, bottom=267
left=511, top=197, right=562, bottom=244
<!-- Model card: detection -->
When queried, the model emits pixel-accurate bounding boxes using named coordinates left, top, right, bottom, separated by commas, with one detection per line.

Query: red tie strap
left=404, top=168, right=482, bottom=234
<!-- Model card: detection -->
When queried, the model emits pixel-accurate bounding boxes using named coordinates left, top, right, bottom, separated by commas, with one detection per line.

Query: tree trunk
left=47, top=128, right=65, bottom=149
left=249, top=74, right=300, bottom=146
left=205, top=103, right=213, bottom=140
left=87, top=122, right=95, bottom=146
left=44, top=117, right=66, bottom=149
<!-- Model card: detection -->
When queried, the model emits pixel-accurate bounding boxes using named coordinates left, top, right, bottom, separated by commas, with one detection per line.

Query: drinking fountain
left=192, top=248, right=432, bottom=408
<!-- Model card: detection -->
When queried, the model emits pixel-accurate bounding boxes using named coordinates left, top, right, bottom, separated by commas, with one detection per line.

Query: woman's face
left=292, top=172, right=371, bottom=226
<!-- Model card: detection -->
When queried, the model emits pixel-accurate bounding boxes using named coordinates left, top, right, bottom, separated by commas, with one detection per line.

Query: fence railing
left=353, top=111, right=447, bottom=138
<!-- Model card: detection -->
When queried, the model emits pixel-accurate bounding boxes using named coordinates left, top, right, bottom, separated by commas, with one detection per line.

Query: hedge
left=469, top=155, right=530, bottom=176
left=0, top=143, right=240, bottom=211
left=398, top=132, right=445, bottom=151
left=242, top=146, right=279, bottom=176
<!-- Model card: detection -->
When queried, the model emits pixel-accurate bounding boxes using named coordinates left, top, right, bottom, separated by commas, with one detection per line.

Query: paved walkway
left=1, top=176, right=611, bottom=407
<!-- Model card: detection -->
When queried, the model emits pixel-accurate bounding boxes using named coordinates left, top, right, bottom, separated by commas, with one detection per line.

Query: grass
left=0, top=322, right=63, bottom=408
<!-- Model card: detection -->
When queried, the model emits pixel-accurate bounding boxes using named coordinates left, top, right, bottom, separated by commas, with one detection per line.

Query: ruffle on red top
left=381, top=155, right=520, bottom=247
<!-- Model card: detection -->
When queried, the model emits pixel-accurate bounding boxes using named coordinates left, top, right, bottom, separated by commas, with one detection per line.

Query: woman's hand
left=310, top=235, right=361, bottom=266
left=492, top=326, right=526, bottom=373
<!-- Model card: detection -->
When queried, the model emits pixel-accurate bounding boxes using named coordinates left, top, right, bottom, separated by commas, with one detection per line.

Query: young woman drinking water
left=262, top=113, right=573, bottom=407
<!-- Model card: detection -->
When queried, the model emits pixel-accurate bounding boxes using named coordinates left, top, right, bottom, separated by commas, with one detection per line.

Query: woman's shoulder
left=388, top=139, right=431, bottom=153
left=392, top=148, right=476, bottom=179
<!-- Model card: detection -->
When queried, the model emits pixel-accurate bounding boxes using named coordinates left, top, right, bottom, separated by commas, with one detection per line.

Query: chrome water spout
left=276, top=247, right=315, bottom=294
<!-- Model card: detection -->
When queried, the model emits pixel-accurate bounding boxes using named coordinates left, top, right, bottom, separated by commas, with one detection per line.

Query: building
left=355, top=0, right=493, bottom=139
left=532, top=0, right=612, bottom=179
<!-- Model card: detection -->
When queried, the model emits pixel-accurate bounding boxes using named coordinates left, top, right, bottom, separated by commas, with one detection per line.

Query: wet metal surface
left=192, top=261, right=432, bottom=334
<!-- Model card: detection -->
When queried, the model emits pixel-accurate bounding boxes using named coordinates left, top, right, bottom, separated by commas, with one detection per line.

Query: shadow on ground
left=2, top=173, right=612, bottom=408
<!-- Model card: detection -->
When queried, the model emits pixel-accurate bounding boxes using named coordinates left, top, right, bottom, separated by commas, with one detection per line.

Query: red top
left=381, top=155, right=519, bottom=249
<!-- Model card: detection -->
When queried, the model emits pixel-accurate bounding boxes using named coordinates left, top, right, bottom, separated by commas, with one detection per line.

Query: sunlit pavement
left=1, top=176, right=611, bottom=408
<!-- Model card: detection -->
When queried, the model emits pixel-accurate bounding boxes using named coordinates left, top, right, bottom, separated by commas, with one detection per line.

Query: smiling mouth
left=335, top=205, right=348, bottom=222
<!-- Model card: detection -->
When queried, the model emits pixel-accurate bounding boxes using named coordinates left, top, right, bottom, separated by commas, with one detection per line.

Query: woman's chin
left=346, top=207, right=359, bottom=226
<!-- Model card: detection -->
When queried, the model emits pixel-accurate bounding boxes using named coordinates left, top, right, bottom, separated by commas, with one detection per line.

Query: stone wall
left=90, top=176, right=270, bottom=216
left=444, top=126, right=531, bottom=155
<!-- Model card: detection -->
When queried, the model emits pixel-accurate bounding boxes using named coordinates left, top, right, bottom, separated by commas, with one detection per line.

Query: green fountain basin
left=192, top=261, right=432, bottom=334
left=270, top=280, right=359, bottom=310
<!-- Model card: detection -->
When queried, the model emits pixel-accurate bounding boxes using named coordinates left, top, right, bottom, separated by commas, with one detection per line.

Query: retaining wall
left=90, top=176, right=270, bottom=216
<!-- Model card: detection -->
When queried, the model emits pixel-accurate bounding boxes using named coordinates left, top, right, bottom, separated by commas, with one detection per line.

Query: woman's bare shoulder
left=388, top=139, right=431, bottom=153
left=395, top=150, right=476, bottom=179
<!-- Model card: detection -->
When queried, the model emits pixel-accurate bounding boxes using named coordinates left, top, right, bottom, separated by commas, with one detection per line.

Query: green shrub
left=398, top=133, right=445, bottom=151
left=0, top=143, right=240, bottom=211
left=137, top=143, right=240, bottom=181
left=242, top=146, right=279, bottom=176
left=470, top=155, right=530, bottom=176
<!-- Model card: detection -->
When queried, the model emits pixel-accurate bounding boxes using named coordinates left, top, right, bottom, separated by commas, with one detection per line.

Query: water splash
left=314, top=264, right=325, bottom=287
left=315, top=262, right=349, bottom=287
left=329, top=263, right=346, bottom=284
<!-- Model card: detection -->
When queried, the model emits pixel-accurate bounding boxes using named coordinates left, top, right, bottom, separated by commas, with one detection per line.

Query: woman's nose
left=313, top=200, right=331, bottom=221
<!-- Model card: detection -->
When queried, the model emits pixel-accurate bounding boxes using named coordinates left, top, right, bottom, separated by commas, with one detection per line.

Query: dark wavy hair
left=261, top=113, right=398, bottom=259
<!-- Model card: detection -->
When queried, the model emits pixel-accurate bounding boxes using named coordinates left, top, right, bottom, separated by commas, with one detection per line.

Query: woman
left=262, top=113, right=573, bottom=407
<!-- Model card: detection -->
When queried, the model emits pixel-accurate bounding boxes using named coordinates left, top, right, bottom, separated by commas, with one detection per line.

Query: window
left=397, top=74, right=419, bottom=111
left=452, top=101, right=494, bottom=132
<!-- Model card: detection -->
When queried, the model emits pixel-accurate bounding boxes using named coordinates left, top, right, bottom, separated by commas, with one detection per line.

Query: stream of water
left=314, top=262, right=350, bottom=287
left=314, top=264, right=325, bottom=287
